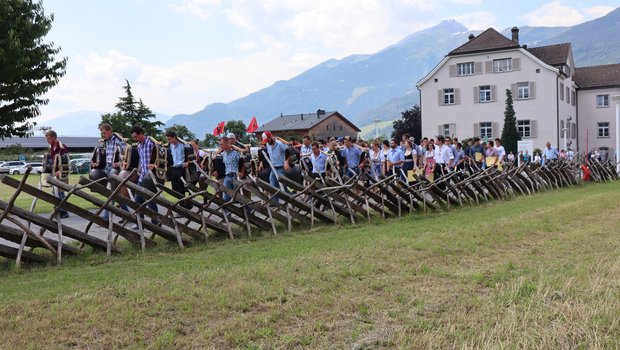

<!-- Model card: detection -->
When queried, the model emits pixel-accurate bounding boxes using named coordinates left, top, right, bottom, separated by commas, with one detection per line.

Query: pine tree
left=501, top=89, right=521, bottom=155
left=100, top=81, right=163, bottom=138
left=0, top=0, right=67, bottom=139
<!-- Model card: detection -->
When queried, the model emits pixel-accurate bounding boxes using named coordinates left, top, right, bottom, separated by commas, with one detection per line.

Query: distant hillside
left=538, top=6, right=620, bottom=66
left=165, top=6, right=620, bottom=138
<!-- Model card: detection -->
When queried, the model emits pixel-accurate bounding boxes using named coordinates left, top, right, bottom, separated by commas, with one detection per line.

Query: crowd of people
left=41, top=124, right=576, bottom=226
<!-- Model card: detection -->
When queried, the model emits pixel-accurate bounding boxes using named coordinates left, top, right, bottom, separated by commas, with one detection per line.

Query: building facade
left=573, top=65, right=620, bottom=160
left=418, top=27, right=620, bottom=157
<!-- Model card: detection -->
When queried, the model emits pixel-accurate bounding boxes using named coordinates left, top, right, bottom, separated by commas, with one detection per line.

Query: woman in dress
left=424, top=142, right=436, bottom=180
left=402, top=140, right=416, bottom=183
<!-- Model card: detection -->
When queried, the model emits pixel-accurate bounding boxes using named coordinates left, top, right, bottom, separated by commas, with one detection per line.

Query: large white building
left=417, top=27, right=620, bottom=158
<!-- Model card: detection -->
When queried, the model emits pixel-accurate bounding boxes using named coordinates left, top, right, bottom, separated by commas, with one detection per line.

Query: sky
left=38, top=0, right=618, bottom=123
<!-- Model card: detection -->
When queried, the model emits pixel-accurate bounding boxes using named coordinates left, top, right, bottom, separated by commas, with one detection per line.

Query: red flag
left=246, top=116, right=258, bottom=133
left=213, top=121, right=225, bottom=136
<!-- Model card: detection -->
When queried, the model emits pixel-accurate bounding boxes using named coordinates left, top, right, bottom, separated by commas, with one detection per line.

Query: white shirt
left=495, top=145, right=506, bottom=162
left=434, top=144, right=454, bottom=165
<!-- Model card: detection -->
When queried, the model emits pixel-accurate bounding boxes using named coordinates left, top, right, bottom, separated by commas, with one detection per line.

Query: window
left=560, top=83, right=564, bottom=100
left=571, top=91, right=576, bottom=106
left=517, top=82, right=529, bottom=99
left=493, top=58, right=512, bottom=72
left=566, top=87, right=570, bottom=104
left=444, top=88, right=455, bottom=105
left=597, top=95, right=609, bottom=108
left=517, top=120, right=531, bottom=138
left=479, top=85, right=491, bottom=102
left=598, top=122, right=610, bottom=138
left=480, top=122, right=492, bottom=139
left=457, top=62, right=475, bottom=76
left=443, top=124, right=450, bottom=137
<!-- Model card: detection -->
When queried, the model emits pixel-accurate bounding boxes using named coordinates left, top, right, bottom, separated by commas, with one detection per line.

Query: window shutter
left=473, top=86, right=480, bottom=103
left=530, top=120, right=537, bottom=138
left=475, top=62, right=482, bottom=75
left=485, top=61, right=493, bottom=73
left=511, top=83, right=517, bottom=98
left=449, top=65, right=457, bottom=77
left=473, top=123, right=480, bottom=138
left=449, top=123, right=456, bottom=137
left=491, top=85, right=497, bottom=102
left=529, top=82, right=536, bottom=99
left=454, top=88, right=460, bottom=104
left=438, top=89, right=443, bottom=106
left=492, top=122, right=499, bottom=138
left=512, top=58, right=521, bottom=71
left=438, top=125, right=443, bottom=137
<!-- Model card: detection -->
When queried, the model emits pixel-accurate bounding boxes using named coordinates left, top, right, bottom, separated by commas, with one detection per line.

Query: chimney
left=301, top=113, right=304, bottom=120
left=468, top=34, right=475, bottom=41
left=280, top=113, right=283, bottom=117
left=511, top=26, right=519, bottom=44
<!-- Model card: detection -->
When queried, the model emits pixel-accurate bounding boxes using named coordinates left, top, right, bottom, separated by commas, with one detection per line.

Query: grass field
left=0, top=182, right=619, bottom=349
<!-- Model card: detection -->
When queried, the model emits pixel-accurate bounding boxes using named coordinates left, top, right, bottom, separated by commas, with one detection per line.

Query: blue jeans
left=223, top=174, right=235, bottom=201
left=102, top=166, right=129, bottom=219
left=135, top=179, right=158, bottom=219
left=269, top=167, right=289, bottom=193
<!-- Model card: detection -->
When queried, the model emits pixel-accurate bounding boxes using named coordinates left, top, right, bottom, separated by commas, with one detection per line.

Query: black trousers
left=169, top=166, right=191, bottom=209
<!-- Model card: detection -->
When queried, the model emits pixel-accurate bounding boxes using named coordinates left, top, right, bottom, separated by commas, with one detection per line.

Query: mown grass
left=0, top=182, right=619, bottom=349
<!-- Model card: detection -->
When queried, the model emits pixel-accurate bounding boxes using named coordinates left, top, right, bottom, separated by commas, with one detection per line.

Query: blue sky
left=39, top=0, right=618, bottom=122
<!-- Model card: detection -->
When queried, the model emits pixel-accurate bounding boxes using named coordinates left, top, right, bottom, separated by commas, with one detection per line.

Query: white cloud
left=583, top=5, right=614, bottom=20
left=521, top=1, right=584, bottom=27
left=40, top=47, right=331, bottom=121
left=171, top=0, right=222, bottom=20
left=451, top=0, right=482, bottom=5
left=453, top=11, right=497, bottom=30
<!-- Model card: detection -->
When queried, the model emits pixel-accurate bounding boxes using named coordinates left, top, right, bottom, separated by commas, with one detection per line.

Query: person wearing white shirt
left=433, top=135, right=454, bottom=181
left=494, top=138, right=506, bottom=163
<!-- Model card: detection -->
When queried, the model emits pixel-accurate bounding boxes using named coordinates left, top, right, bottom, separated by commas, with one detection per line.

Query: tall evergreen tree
left=392, top=105, right=422, bottom=142
left=100, top=81, right=163, bottom=138
left=501, top=89, right=521, bottom=155
left=0, top=0, right=67, bottom=139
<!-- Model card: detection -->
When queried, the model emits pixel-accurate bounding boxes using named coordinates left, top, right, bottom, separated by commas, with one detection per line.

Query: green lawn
left=0, top=182, right=619, bottom=349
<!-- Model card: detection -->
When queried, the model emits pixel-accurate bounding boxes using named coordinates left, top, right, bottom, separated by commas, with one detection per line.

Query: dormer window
left=493, top=58, right=512, bottom=73
left=457, top=62, right=475, bottom=76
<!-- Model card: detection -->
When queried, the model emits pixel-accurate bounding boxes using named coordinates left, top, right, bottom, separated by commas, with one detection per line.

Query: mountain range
left=48, top=6, right=620, bottom=138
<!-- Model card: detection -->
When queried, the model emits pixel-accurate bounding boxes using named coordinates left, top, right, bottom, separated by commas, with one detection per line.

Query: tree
left=203, top=133, right=219, bottom=148
left=0, top=0, right=67, bottom=139
left=166, top=124, right=196, bottom=142
left=225, top=120, right=250, bottom=143
left=392, top=105, right=422, bottom=142
left=99, top=81, right=164, bottom=138
left=501, top=89, right=521, bottom=155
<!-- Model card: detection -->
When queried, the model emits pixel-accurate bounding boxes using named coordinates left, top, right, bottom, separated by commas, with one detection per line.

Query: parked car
left=0, top=161, right=26, bottom=174
left=70, top=158, right=91, bottom=174
left=10, top=163, right=44, bottom=175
